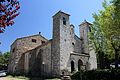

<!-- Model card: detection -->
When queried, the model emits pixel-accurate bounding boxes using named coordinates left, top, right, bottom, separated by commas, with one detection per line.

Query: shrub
left=71, top=69, right=120, bottom=80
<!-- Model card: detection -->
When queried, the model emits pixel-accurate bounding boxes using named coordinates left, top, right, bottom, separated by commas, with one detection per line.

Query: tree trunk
left=115, top=51, right=119, bottom=69
left=111, top=42, right=119, bottom=69
left=97, top=51, right=104, bottom=69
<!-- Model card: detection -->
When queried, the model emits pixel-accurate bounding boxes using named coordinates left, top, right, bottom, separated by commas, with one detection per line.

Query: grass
left=0, top=75, right=60, bottom=80
left=1, top=75, right=29, bottom=80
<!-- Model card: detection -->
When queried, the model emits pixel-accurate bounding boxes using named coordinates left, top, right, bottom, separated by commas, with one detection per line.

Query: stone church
left=8, top=11, right=97, bottom=77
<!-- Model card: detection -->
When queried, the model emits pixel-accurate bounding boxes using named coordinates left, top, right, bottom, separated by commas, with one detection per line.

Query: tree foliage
left=0, top=0, right=20, bottom=33
left=0, top=52, right=10, bottom=70
left=90, top=0, right=120, bottom=69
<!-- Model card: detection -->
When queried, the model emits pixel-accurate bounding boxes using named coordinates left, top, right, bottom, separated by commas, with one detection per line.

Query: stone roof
left=16, top=34, right=48, bottom=41
left=79, top=20, right=92, bottom=26
left=52, top=10, right=70, bottom=18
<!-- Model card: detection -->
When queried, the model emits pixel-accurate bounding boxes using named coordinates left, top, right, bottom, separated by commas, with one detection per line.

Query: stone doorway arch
left=78, top=59, right=83, bottom=71
left=71, top=60, right=75, bottom=73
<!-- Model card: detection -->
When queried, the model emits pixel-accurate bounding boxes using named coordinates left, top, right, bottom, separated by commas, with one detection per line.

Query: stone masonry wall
left=51, top=13, right=60, bottom=77
left=51, top=11, right=90, bottom=76
left=24, top=52, right=29, bottom=74
left=8, top=41, right=17, bottom=73
left=80, top=21, right=97, bottom=69
left=59, top=13, right=74, bottom=73
left=74, top=35, right=82, bottom=53
left=8, top=11, right=97, bottom=77
left=70, top=54, right=89, bottom=71
left=79, top=23, right=89, bottom=54
left=9, top=34, right=48, bottom=74
left=28, top=41, right=51, bottom=77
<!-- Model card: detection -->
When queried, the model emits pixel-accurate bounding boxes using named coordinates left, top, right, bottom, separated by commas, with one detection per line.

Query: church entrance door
left=71, top=60, right=75, bottom=73
left=78, top=59, right=83, bottom=71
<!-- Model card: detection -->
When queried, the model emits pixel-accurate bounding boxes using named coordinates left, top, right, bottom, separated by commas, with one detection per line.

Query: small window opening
left=64, top=39, right=66, bottom=42
left=62, top=72, right=64, bottom=75
left=39, top=49, right=43, bottom=53
left=89, top=27, right=91, bottom=32
left=63, top=17, right=66, bottom=25
left=72, top=43, right=74, bottom=45
left=12, top=48, right=15, bottom=53
left=41, top=41, right=45, bottom=44
left=32, top=39, right=37, bottom=43
left=71, top=60, right=75, bottom=73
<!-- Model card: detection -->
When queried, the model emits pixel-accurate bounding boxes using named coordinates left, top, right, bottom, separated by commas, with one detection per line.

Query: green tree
left=89, top=18, right=110, bottom=69
left=111, top=0, right=120, bottom=68
left=90, top=0, right=120, bottom=69
left=3, top=52, right=10, bottom=66
left=0, top=52, right=10, bottom=70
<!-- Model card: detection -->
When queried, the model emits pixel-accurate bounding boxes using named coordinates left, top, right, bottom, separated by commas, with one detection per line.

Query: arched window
left=71, top=60, right=75, bottom=73
left=78, top=59, right=83, bottom=71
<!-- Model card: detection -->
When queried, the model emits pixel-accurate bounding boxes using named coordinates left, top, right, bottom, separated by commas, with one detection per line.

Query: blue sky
left=0, top=0, right=103, bottom=53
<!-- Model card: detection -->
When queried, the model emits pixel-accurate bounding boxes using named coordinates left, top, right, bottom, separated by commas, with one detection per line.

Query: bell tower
left=79, top=20, right=92, bottom=54
left=79, top=20, right=97, bottom=69
left=51, top=11, right=74, bottom=77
